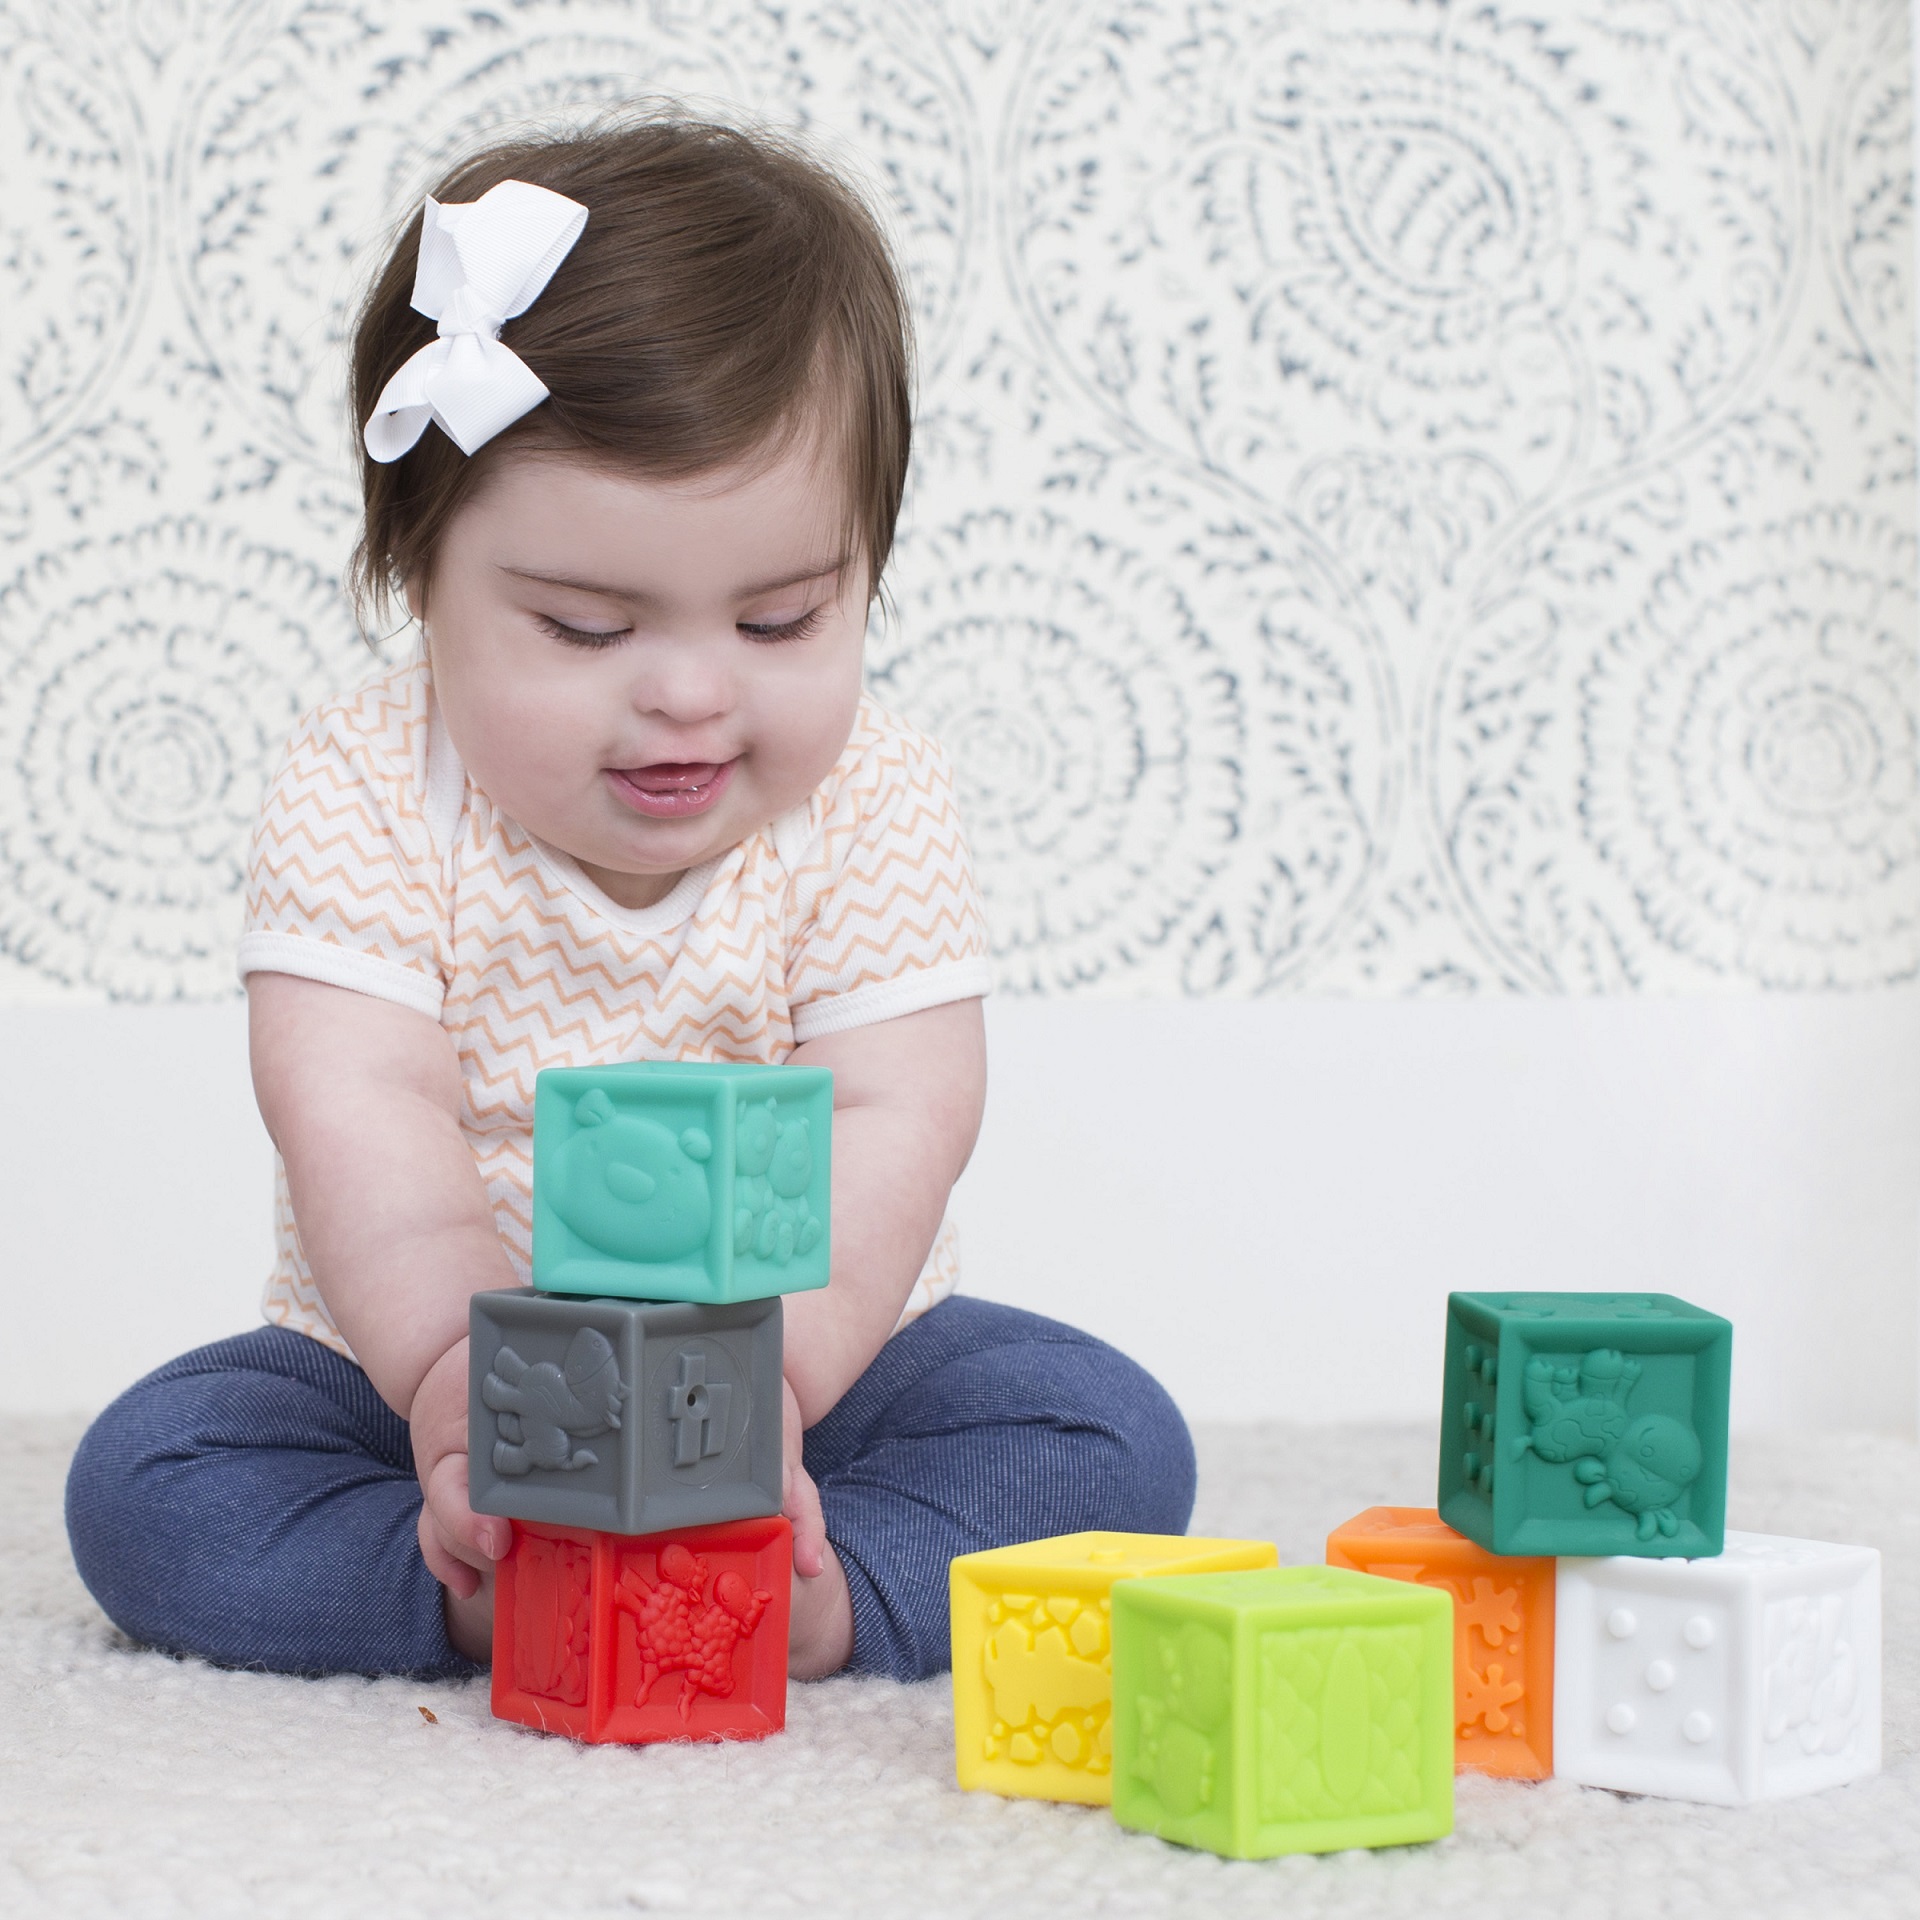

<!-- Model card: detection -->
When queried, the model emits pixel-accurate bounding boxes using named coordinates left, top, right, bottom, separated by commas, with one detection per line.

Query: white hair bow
left=362, top=179, right=589, bottom=463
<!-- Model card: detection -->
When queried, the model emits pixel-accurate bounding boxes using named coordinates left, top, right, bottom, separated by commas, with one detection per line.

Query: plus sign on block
left=469, top=1287, right=783, bottom=1537
left=668, top=1351, right=732, bottom=1465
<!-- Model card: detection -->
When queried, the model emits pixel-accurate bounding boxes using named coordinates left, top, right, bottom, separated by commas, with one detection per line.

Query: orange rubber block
left=1326, top=1506, right=1553, bottom=1780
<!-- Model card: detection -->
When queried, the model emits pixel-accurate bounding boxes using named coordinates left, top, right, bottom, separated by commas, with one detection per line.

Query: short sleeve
left=783, top=703, right=994, bottom=1043
left=236, top=661, right=452, bottom=1018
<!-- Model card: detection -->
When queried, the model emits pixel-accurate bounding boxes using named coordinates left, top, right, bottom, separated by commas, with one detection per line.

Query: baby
left=66, top=114, right=1194, bottom=1684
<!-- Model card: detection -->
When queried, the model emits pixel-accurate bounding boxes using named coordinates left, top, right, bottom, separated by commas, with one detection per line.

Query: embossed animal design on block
left=490, top=1517, right=792, bottom=1745
left=949, top=1531, right=1276, bottom=1806
left=1515, top=1348, right=1703, bottom=1540
left=548, top=1087, right=715, bottom=1263
left=615, top=1542, right=773, bottom=1722
left=483, top=1327, right=626, bottom=1475
left=733, top=1098, right=824, bottom=1267
left=1131, top=1622, right=1232, bottom=1817
left=1440, top=1293, right=1732, bottom=1558
left=531, top=1063, right=833, bottom=1302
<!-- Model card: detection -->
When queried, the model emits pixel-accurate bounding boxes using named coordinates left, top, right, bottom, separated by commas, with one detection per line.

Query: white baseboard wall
left=5, top=992, right=1916, bottom=1432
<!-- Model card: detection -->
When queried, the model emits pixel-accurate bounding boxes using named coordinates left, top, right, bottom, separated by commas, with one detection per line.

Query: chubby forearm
left=781, top=997, right=987, bottom=1424
left=247, top=970, right=517, bottom=1415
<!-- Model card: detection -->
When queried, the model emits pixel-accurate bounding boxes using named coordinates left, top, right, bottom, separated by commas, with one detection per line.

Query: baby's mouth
left=605, top=758, right=737, bottom=820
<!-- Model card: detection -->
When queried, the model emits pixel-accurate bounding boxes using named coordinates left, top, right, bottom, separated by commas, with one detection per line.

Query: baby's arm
left=784, top=997, right=987, bottom=1421
left=775, top=997, right=986, bottom=1594
left=247, top=969, right=512, bottom=1609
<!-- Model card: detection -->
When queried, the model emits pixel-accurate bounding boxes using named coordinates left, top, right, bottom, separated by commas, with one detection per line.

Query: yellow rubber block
left=950, top=1530, right=1276, bottom=1804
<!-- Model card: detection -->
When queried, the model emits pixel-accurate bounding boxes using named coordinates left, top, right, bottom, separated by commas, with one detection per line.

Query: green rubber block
left=1437, top=1291, right=1732, bottom=1559
left=1111, top=1566, right=1454, bottom=1859
left=532, top=1062, right=832, bottom=1303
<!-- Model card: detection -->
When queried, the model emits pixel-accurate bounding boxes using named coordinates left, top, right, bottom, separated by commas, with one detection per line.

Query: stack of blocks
left=1333, top=1292, right=1881, bottom=1807
left=949, top=1291, right=1881, bottom=1857
left=470, top=1062, right=831, bottom=1743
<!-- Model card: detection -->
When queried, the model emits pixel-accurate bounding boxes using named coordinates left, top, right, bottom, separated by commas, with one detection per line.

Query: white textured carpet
left=4, top=1419, right=1914, bottom=1919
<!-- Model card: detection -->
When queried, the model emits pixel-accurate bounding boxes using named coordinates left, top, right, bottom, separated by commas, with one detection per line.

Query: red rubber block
left=492, top=1514, right=792, bottom=1743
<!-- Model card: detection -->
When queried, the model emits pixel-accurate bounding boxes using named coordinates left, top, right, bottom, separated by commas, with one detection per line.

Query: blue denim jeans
left=65, top=1297, right=1196, bottom=1682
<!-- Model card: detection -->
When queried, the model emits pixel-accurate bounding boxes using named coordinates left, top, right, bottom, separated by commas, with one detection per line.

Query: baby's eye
left=537, top=614, right=630, bottom=650
left=738, top=606, right=826, bottom=645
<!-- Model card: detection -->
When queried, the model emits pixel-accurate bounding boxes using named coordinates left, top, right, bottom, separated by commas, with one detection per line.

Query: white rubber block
left=1555, top=1533, right=1881, bottom=1805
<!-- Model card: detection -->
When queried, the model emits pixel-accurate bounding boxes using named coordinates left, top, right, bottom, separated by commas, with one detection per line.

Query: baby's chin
left=562, top=793, right=774, bottom=903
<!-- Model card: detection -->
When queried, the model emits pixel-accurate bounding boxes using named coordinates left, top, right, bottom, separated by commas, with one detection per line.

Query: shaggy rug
left=2, top=1418, right=1913, bottom=1919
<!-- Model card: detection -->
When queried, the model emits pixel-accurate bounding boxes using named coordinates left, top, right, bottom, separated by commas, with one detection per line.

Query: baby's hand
left=410, top=1339, right=510, bottom=1599
left=782, top=1376, right=826, bottom=1580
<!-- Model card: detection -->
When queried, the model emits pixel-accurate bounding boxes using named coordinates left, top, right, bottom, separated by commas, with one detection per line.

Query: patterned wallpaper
left=0, top=0, right=1912, bottom=1002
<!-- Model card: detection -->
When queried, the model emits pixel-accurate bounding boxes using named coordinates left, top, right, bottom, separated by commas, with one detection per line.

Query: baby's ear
left=680, top=1127, right=712, bottom=1162
left=576, top=1088, right=616, bottom=1127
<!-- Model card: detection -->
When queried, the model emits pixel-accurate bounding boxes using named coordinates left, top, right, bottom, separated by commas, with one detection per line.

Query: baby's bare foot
left=788, top=1542, right=854, bottom=1680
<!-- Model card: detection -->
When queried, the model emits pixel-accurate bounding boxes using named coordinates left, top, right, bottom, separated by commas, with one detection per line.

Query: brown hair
left=345, top=111, right=913, bottom=634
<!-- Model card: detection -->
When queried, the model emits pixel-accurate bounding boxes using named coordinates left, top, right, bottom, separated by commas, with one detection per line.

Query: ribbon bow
left=362, top=179, right=589, bottom=463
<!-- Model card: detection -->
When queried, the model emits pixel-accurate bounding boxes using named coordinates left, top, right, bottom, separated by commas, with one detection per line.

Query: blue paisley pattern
left=0, top=0, right=1909, bottom=997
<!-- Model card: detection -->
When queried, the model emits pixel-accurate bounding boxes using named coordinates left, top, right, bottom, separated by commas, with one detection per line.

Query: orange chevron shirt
left=237, top=656, right=993, bottom=1359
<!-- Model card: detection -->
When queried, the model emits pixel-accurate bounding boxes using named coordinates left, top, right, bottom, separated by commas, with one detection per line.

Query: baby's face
left=412, top=437, right=869, bottom=909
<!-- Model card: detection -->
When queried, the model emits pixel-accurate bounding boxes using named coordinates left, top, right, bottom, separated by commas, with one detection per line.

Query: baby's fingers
left=783, top=1459, right=828, bottom=1581
left=417, top=1503, right=482, bottom=1599
left=423, top=1450, right=510, bottom=1576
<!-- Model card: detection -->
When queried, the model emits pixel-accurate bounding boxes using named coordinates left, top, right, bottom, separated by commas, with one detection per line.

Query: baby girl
left=67, top=113, right=1194, bottom=1684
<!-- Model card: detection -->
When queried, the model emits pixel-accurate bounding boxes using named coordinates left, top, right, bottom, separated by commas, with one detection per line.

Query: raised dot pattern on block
left=1460, top=1344, right=1498, bottom=1498
left=980, top=1591, right=1115, bottom=1774
left=1600, top=1606, right=1720, bottom=1748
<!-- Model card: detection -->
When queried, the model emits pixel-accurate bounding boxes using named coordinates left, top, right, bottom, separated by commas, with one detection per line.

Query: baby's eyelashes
left=538, top=614, right=629, bottom=649
left=738, top=606, right=826, bottom=645
left=536, top=607, right=827, bottom=648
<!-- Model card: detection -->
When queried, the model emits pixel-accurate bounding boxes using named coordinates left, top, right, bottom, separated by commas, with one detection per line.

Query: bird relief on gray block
left=483, top=1328, right=626, bottom=1477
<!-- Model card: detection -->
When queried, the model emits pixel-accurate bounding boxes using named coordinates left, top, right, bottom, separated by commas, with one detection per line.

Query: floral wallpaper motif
left=0, top=0, right=1911, bottom=1000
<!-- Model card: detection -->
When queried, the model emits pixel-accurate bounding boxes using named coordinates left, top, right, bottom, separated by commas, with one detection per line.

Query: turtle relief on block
left=1512, top=1348, right=1703, bottom=1539
left=732, top=1098, right=824, bottom=1268
left=979, top=1591, right=1114, bottom=1774
left=484, top=1328, right=626, bottom=1476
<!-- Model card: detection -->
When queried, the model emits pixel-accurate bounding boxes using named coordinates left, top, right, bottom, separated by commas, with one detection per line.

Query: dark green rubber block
left=1437, top=1292, right=1732, bottom=1559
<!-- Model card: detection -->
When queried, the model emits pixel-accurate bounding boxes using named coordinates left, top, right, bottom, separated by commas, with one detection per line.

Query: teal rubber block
left=1437, top=1292, right=1732, bottom=1559
left=532, top=1062, right=832, bottom=1303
